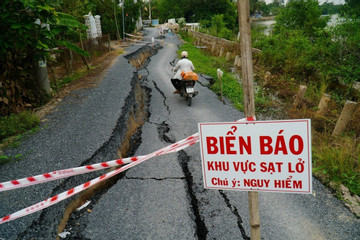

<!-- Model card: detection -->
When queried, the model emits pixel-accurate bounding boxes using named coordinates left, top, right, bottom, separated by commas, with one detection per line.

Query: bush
left=274, top=0, right=329, bottom=38
left=323, top=19, right=360, bottom=85
left=219, top=28, right=233, bottom=40
left=210, top=14, right=226, bottom=37
left=255, top=30, right=316, bottom=80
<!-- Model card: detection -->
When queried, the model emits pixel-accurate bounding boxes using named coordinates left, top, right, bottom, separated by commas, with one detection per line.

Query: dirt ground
left=35, top=46, right=122, bottom=121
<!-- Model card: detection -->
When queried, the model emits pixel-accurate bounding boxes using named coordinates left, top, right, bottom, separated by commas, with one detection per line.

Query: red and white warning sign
left=198, top=119, right=312, bottom=194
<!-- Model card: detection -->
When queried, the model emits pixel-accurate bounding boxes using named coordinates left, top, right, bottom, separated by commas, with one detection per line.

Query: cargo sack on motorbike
left=181, top=71, right=199, bottom=81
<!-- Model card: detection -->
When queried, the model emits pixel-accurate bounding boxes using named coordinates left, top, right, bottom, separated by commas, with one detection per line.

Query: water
left=326, top=14, right=344, bottom=27
left=251, top=18, right=276, bottom=35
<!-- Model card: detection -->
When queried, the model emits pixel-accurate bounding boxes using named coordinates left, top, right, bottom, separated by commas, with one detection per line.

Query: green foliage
left=0, top=154, right=23, bottom=165
left=200, top=14, right=236, bottom=40
left=320, top=2, right=342, bottom=15
left=210, top=14, right=226, bottom=37
left=250, top=0, right=273, bottom=16
left=177, top=39, right=243, bottom=108
left=249, top=1, right=359, bottom=196
left=0, top=0, right=95, bottom=116
left=251, top=25, right=269, bottom=47
left=274, top=0, right=329, bottom=37
left=151, top=0, right=236, bottom=30
left=254, top=30, right=316, bottom=80
left=0, top=0, right=88, bottom=63
left=266, top=2, right=284, bottom=16
left=220, top=28, right=234, bottom=41
left=59, top=41, right=90, bottom=57
left=325, top=18, right=360, bottom=85
left=155, top=0, right=185, bottom=23
left=342, top=0, right=360, bottom=18
left=178, top=18, right=186, bottom=28
left=178, top=33, right=272, bottom=113
left=123, top=0, right=142, bottom=35
left=252, top=0, right=359, bottom=86
left=58, top=0, right=141, bottom=39
left=51, top=65, right=95, bottom=92
left=54, top=12, right=87, bottom=30
left=0, top=111, right=40, bottom=142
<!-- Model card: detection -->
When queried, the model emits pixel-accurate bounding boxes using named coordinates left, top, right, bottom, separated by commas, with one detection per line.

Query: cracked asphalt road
left=82, top=29, right=360, bottom=239
left=1, top=28, right=360, bottom=240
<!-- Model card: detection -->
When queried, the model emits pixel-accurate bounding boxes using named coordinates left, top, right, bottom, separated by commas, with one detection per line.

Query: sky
left=265, top=0, right=345, bottom=4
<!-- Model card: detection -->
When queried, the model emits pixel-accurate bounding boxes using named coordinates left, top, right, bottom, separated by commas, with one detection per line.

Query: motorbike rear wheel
left=187, top=96, right=192, bottom=106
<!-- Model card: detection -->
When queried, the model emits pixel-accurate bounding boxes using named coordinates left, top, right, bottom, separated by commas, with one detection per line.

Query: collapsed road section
left=0, top=43, right=162, bottom=239
left=56, top=41, right=210, bottom=239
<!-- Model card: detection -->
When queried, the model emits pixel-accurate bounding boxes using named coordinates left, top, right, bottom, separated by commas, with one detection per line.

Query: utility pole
left=122, top=0, right=125, bottom=42
left=113, top=0, right=121, bottom=40
left=149, top=0, right=152, bottom=23
left=238, top=0, right=261, bottom=239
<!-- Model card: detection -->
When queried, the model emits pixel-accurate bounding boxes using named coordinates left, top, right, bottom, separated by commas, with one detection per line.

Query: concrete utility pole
left=149, top=0, right=152, bottom=23
left=114, top=1, right=121, bottom=40
left=122, top=0, right=125, bottom=42
left=237, top=0, right=261, bottom=239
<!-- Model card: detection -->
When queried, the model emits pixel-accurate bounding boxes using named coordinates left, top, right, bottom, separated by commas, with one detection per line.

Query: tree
left=150, top=0, right=236, bottom=30
left=274, top=0, right=329, bottom=37
left=210, top=14, right=226, bottom=37
left=122, top=0, right=142, bottom=34
left=156, top=0, right=185, bottom=23
left=0, top=0, right=88, bottom=115
left=320, top=2, right=342, bottom=15
left=342, top=0, right=360, bottom=18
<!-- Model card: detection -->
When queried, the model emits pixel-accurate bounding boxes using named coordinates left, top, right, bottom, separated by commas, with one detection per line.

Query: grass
left=313, top=133, right=360, bottom=196
left=0, top=111, right=40, bottom=142
left=0, top=111, right=39, bottom=165
left=51, top=65, right=96, bottom=93
left=0, top=154, right=23, bottom=165
left=178, top=34, right=272, bottom=113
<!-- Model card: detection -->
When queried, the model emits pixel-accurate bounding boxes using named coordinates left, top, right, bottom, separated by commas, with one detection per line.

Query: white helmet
left=181, top=51, right=188, bottom=58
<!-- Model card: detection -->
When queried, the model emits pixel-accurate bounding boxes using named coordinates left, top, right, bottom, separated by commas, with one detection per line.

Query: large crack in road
left=135, top=40, right=249, bottom=239
left=9, top=44, right=163, bottom=240
left=218, top=190, right=250, bottom=240
left=54, top=45, right=165, bottom=240
left=177, top=151, right=209, bottom=239
left=4, top=28, right=359, bottom=240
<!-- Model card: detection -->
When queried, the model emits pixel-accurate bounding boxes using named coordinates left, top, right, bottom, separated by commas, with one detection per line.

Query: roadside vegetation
left=0, top=111, right=40, bottom=150
left=178, top=0, right=360, bottom=198
left=253, top=0, right=360, bottom=198
left=0, top=0, right=136, bottom=154
left=1, top=0, right=359, bottom=201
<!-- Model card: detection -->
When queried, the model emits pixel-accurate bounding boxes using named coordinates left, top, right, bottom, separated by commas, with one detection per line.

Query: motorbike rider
left=171, top=51, right=195, bottom=94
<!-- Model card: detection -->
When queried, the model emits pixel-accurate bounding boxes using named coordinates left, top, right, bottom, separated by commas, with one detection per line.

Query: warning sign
left=198, top=119, right=312, bottom=194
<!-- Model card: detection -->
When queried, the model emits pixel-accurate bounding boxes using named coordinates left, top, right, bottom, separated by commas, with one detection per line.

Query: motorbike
left=179, top=79, right=198, bottom=106
left=170, top=61, right=198, bottom=106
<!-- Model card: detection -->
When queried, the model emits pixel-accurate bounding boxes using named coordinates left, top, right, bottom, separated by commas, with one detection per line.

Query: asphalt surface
left=1, top=28, right=360, bottom=240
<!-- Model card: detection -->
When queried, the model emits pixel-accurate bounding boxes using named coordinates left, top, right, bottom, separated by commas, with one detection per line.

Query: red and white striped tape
left=0, top=133, right=199, bottom=192
left=0, top=156, right=142, bottom=192
left=0, top=117, right=255, bottom=224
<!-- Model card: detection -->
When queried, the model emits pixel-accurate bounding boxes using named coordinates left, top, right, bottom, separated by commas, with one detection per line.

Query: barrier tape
left=0, top=132, right=201, bottom=192
left=0, top=117, right=255, bottom=224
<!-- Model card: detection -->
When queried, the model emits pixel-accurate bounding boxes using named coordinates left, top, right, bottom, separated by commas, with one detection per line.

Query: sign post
left=198, top=119, right=312, bottom=239
left=238, top=0, right=259, bottom=238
